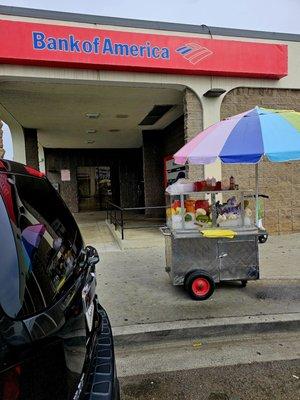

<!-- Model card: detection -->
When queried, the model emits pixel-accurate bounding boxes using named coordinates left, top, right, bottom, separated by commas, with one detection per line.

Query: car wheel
left=241, top=280, right=248, bottom=287
left=186, top=271, right=215, bottom=301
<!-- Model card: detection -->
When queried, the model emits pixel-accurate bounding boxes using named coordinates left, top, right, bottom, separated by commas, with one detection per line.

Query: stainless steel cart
left=161, top=190, right=260, bottom=300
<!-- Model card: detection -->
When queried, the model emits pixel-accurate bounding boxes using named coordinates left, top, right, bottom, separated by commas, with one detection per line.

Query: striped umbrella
left=174, top=107, right=300, bottom=165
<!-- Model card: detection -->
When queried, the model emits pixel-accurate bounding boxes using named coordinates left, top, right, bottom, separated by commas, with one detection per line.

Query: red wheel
left=191, top=278, right=210, bottom=297
left=186, top=271, right=215, bottom=301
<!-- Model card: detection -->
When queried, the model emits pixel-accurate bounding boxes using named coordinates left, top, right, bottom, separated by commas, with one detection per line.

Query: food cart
left=162, top=187, right=260, bottom=300
left=161, top=106, right=300, bottom=300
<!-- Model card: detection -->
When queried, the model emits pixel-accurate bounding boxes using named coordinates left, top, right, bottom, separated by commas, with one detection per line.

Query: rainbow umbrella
left=174, top=107, right=300, bottom=165
left=174, top=106, right=300, bottom=225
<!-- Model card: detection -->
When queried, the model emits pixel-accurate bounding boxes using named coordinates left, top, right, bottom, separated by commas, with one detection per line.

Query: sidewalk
left=96, top=233, right=300, bottom=329
left=74, top=211, right=120, bottom=252
left=259, top=233, right=300, bottom=279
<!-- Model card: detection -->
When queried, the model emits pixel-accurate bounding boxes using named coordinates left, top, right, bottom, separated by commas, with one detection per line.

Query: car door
left=0, top=170, right=94, bottom=399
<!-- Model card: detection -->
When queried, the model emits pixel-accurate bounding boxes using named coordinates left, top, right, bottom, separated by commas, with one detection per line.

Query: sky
left=1, top=0, right=299, bottom=158
left=1, top=0, right=300, bottom=34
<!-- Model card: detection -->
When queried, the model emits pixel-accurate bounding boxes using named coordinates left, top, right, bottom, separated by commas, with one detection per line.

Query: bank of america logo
left=176, top=43, right=213, bottom=64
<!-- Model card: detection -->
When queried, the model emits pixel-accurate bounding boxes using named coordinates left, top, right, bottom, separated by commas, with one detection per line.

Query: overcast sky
left=1, top=0, right=299, bottom=159
left=1, top=0, right=300, bottom=34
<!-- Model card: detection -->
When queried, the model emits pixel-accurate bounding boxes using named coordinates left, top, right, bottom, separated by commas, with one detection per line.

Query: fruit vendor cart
left=162, top=188, right=260, bottom=300
left=161, top=106, right=300, bottom=300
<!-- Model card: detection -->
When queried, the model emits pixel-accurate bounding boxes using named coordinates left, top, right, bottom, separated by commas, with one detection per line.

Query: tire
left=114, top=378, right=121, bottom=400
left=259, top=234, right=268, bottom=244
left=185, top=271, right=215, bottom=301
left=241, top=280, right=248, bottom=287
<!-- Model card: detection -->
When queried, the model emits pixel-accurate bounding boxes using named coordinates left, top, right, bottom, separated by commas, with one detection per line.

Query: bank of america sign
left=176, top=43, right=213, bottom=64
left=0, top=19, right=288, bottom=78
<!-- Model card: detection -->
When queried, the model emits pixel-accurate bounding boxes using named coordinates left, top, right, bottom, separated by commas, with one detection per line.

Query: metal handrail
left=106, top=200, right=166, bottom=240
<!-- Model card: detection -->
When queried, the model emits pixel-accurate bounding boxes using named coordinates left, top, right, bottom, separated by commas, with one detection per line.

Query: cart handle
left=160, top=226, right=172, bottom=236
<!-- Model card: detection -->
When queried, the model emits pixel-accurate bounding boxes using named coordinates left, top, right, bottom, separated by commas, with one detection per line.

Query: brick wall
left=221, top=88, right=300, bottom=234
left=0, top=121, right=4, bottom=158
left=24, top=128, right=39, bottom=169
left=119, top=149, right=144, bottom=208
left=142, top=116, right=184, bottom=215
left=143, top=132, right=165, bottom=215
left=184, top=88, right=204, bottom=181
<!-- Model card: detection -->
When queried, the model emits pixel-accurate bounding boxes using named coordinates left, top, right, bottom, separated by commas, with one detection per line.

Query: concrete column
left=201, top=96, right=223, bottom=181
left=0, top=121, right=4, bottom=158
left=0, top=103, right=26, bottom=163
left=183, top=88, right=204, bottom=181
left=142, top=131, right=165, bottom=216
left=184, top=85, right=225, bottom=205
left=38, top=142, right=46, bottom=173
left=24, top=128, right=39, bottom=170
left=12, top=128, right=26, bottom=164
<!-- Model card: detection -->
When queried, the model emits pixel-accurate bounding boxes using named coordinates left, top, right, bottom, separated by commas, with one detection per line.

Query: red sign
left=0, top=19, right=287, bottom=79
left=164, top=155, right=186, bottom=187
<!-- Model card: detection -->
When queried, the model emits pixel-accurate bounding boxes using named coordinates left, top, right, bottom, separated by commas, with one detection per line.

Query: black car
left=0, top=160, right=119, bottom=400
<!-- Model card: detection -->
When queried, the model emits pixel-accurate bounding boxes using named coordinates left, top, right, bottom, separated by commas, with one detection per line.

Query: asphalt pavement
left=120, top=359, right=300, bottom=400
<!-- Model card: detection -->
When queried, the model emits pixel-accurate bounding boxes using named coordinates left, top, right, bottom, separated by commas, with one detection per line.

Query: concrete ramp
left=74, top=211, right=120, bottom=252
left=106, top=219, right=164, bottom=250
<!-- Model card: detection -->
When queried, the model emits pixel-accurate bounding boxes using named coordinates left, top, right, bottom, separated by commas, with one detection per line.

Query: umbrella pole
left=255, top=163, right=259, bottom=227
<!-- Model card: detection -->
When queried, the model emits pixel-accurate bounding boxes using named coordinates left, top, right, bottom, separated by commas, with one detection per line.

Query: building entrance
left=77, top=166, right=112, bottom=211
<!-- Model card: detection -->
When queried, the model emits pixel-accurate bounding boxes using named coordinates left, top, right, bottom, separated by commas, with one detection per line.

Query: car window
left=0, top=194, right=21, bottom=317
left=0, top=173, right=84, bottom=319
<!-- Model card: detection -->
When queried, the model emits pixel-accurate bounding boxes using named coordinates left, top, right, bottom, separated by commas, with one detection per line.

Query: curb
left=113, top=313, right=300, bottom=346
left=105, top=219, right=123, bottom=250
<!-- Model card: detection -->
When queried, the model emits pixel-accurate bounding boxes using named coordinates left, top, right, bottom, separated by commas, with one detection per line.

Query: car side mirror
left=86, top=246, right=100, bottom=266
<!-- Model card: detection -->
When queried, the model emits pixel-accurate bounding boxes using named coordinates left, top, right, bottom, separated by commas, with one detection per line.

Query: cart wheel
left=241, top=280, right=248, bottom=287
left=186, top=272, right=215, bottom=301
left=259, top=234, right=268, bottom=244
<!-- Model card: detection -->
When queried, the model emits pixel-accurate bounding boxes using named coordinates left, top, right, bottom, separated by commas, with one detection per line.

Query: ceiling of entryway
left=0, top=80, right=183, bottom=148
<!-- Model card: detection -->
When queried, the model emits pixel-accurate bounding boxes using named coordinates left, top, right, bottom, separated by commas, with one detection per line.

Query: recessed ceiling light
left=116, top=114, right=129, bottom=118
left=85, top=113, right=100, bottom=119
left=86, top=140, right=95, bottom=144
left=86, top=129, right=97, bottom=134
left=109, top=129, right=120, bottom=132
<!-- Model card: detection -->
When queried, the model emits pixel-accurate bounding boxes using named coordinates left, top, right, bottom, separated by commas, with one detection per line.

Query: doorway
left=77, top=166, right=112, bottom=211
